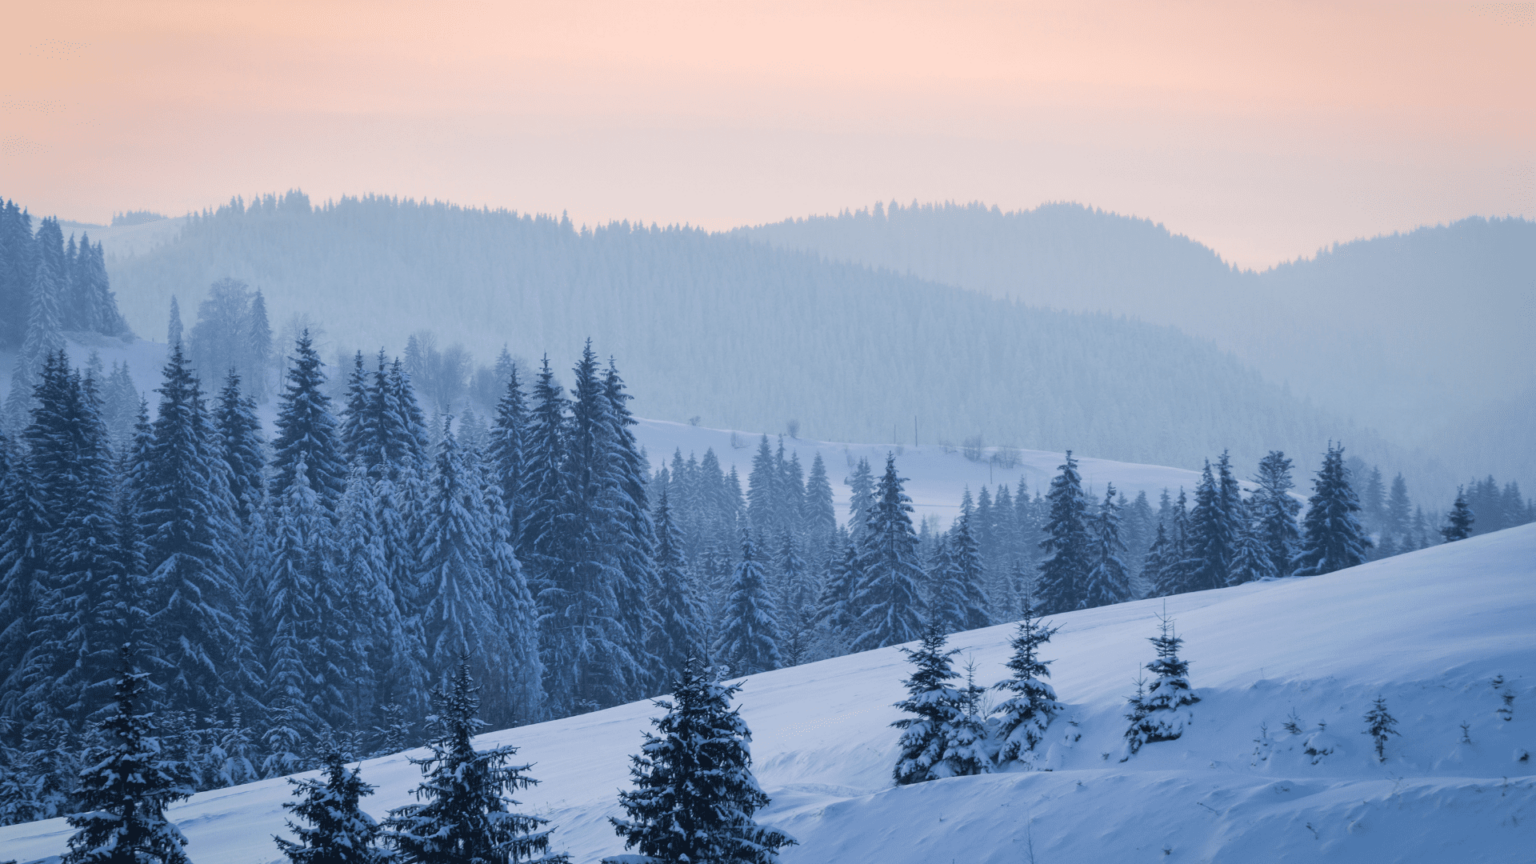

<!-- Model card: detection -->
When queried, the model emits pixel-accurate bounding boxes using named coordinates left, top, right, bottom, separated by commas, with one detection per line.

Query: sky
left=2, top=0, right=1531, bottom=269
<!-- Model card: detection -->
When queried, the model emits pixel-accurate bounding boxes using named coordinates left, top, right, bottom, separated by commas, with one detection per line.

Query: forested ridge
left=100, top=192, right=1394, bottom=478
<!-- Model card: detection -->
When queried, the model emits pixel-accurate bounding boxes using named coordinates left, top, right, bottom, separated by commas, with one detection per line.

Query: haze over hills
left=95, top=192, right=1407, bottom=488
left=737, top=202, right=1536, bottom=493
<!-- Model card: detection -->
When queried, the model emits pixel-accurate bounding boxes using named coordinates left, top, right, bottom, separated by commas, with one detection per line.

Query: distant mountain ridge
left=101, top=192, right=1400, bottom=488
left=737, top=202, right=1535, bottom=493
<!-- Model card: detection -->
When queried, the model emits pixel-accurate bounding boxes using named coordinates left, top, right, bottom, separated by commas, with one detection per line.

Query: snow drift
left=4, top=526, right=1533, bottom=863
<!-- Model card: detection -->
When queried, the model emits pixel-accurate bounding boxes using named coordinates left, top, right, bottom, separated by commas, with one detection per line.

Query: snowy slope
left=5, top=526, right=1533, bottom=863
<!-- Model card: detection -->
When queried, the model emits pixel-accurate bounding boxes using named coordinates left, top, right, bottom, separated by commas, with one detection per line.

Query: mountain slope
left=738, top=202, right=1535, bottom=488
left=100, top=193, right=1389, bottom=477
left=5, top=525, right=1532, bottom=863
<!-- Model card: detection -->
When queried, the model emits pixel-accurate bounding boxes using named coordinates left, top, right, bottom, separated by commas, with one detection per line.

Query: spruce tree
left=382, top=660, right=569, bottom=864
left=1227, top=499, right=1276, bottom=584
left=891, top=626, right=967, bottom=785
left=1082, top=484, right=1131, bottom=609
left=944, top=662, right=993, bottom=779
left=802, top=453, right=837, bottom=550
left=214, top=368, right=266, bottom=528
left=1122, top=612, right=1198, bottom=759
left=992, top=595, right=1063, bottom=765
left=139, top=343, right=242, bottom=718
left=647, top=491, right=708, bottom=685
left=1441, top=487, right=1475, bottom=542
left=771, top=530, right=815, bottom=667
left=1293, top=443, right=1372, bottom=576
left=1188, top=456, right=1239, bottom=592
left=271, top=331, right=347, bottom=509
left=1252, top=451, right=1302, bottom=578
left=809, top=531, right=857, bottom=660
left=601, top=359, right=661, bottom=696
left=1036, top=451, right=1090, bottom=614
left=947, top=511, right=991, bottom=631
left=606, top=662, right=795, bottom=864
left=487, top=363, right=529, bottom=543
left=714, top=530, right=782, bottom=677
left=1362, top=696, right=1400, bottom=762
left=275, top=739, right=386, bottom=864
left=844, top=458, right=875, bottom=543
left=263, top=466, right=330, bottom=776
left=63, top=643, right=193, bottom=864
left=849, top=455, right=926, bottom=652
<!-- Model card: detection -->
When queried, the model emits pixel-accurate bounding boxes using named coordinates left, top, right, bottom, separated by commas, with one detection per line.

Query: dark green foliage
left=275, top=740, right=386, bottom=864
left=382, top=660, right=568, bottom=864
left=1293, top=443, right=1372, bottom=577
left=1441, top=488, right=1474, bottom=542
left=1363, top=696, right=1400, bottom=762
left=850, top=455, right=926, bottom=652
left=607, top=662, right=795, bottom=864
left=992, top=596, right=1063, bottom=764
left=1036, top=451, right=1090, bottom=613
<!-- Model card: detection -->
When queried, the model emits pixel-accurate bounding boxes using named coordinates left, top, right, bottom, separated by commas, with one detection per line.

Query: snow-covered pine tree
left=891, top=626, right=969, bottom=785
left=517, top=356, right=566, bottom=603
left=214, top=368, right=266, bottom=529
left=1441, top=487, right=1475, bottom=542
left=481, top=469, right=544, bottom=726
left=139, top=342, right=243, bottom=719
left=947, top=510, right=991, bottom=631
left=63, top=643, right=193, bottom=864
left=802, top=453, right=837, bottom=551
left=809, top=530, right=857, bottom=660
left=1227, top=498, right=1276, bottom=584
left=271, top=330, right=347, bottom=510
left=339, top=351, right=372, bottom=466
left=606, top=661, right=795, bottom=864
left=1082, top=484, right=1131, bottom=609
left=601, top=359, right=662, bottom=696
left=746, top=435, right=780, bottom=539
left=4, top=247, right=65, bottom=429
left=487, top=362, right=528, bottom=544
left=263, top=465, right=330, bottom=776
left=1292, top=443, right=1372, bottom=576
left=1163, top=488, right=1195, bottom=593
left=1036, top=451, right=1091, bottom=614
left=647, top=491, right=708, bottom=685
left=1122, top=611, right=1199, bottom=759
left=1251, top=451, right=1302, bottom=578
left=1188, top=456, right=1239, bottom=592
left=0, top=429, right=51, bottom=735
left=417, top=426, right=512, bottom=720
left=991, top=594, right=1063, bottom=765
left=772, top=530, right=815, bottom=667
left=849, top=455, right=926, bottom=652
left=944, top=660, right=993, bottom=778
left=714, top=530, right=782, bottom=677
left=382, top=659, right=569, bottom=864
left=844, top=458, right=875, bottom=543
left=274, top=739, right=386, bottom=864
left=167, top=295, right=183, bottom=347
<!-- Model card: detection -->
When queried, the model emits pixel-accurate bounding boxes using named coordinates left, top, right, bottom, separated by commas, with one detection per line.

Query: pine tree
left=647, top=491, right=708, bottom=685
left=487, top=363, right=529, bottom=543
left=714, top=531, right=782, bottom=677
left=1036, top=451, right=1090, bottom=614
left=246, top=290, right=274, bottom=404
left=3, top=247, right=65, bottom=428
left=802, top=453, right=837, bottom=550
left=63, top=643, right=193, bottom=864
left=1362, top=696, right=1400, bottom=762
left=771, top=530, right=815, bottom=667
left=264, top=466, right=330, bottom=776
left=517, top=357, right=566, bottom=602
left=809, top=531, right=857, bottom=660
left=606, top=662, right=794, bottom=864
left=891, top=626, right=967, bottom=785
left=601, top=359, right=661, bottom=696
left=1251, top=451, right=1302, bottom=578
left=271, top=330, right=347, bottom=509
left=167, top=296, right=183, bottom=347
left=746, top=435, right=779, bottom=538
left=992, top=595, right=1063, bottom=765
left=1082, top=484, right=1132, bottom=609
left=849, top=455, right=926, bottom=652
left=1188, top=455, right=1240, bottom=592
left=382, top=660, right=569, bottom=864
left=275, top=739, right=386, bottom=864
left=139, top=343, right=242, bottom=718
left=844, top=458, right=875, bottom=543
left=1293, top=443, right=1372, bottom=576
left=214, top=368, right=266, bottom=528
left=944, top=661, right=993, bottom=778
left=480, top=470, right=544, bottom=727
left=929, top=513, right=989, bottom=634
left=1227, top=499, right=1276, bottom=584
left=1385, top=473, right=1413, bottom=550
left=1122, top=612, right=1198, bottom=759
left=1441, top=487, right=1475, bottom=542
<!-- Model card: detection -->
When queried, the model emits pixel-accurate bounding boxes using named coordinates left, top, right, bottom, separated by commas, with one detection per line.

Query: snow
left=5, top=525, right=1533, bottom=863
left=629, top=418, right=1207, bottom=527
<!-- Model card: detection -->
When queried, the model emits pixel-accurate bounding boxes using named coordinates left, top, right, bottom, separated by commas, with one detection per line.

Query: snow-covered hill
left=6, top=526, right=1533, bottom=863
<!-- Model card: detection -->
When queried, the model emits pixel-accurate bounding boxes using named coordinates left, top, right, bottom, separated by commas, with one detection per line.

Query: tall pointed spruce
left=1036, top=451, right=1090, bottom=614
left=1292, top=443, right=1371, bottom=576
left=714, top=530, right=782, bottom=677
left=849, top=455, right=926, bottom=652
left=992, top=594, right=1063, bottom=765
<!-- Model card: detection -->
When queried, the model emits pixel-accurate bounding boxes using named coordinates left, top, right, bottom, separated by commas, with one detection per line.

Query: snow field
left=4, top=525, right=1532, bottom=863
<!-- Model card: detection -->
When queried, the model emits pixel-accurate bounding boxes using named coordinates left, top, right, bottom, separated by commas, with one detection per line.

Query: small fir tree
left=1441, top=488, right=1475, bottom=542
left=383, top=659, right=568, bottom=863
left=63, top=643, right=193, bottom=864
left=1292, top=443, right=1372, bottom=576
left=1363, top=696, right=1400, bottom=762
left=275, top=739, right=386, bottom=864
left=1122, top=612, right=1199, bottom=759
left=991, top=595, right=1063, bottom=765
left=605, top=661, right=796, bottom=864
left=891, top=626, right=966, bottom=785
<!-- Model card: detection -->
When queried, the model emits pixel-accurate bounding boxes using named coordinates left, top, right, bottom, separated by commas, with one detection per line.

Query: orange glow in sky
left=2, top=0, right=1531, bottom=267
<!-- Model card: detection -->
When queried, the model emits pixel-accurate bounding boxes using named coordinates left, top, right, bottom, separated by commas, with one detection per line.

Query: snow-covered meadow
left=5, top=524, right=1532, bottom=863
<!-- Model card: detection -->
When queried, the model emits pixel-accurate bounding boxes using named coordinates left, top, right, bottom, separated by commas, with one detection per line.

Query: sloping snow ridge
left=5, top=526, right=1533, bottom=863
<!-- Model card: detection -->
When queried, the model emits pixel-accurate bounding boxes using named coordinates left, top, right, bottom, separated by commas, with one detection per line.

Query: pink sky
left=2, top=0, right=1530, bottom=268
